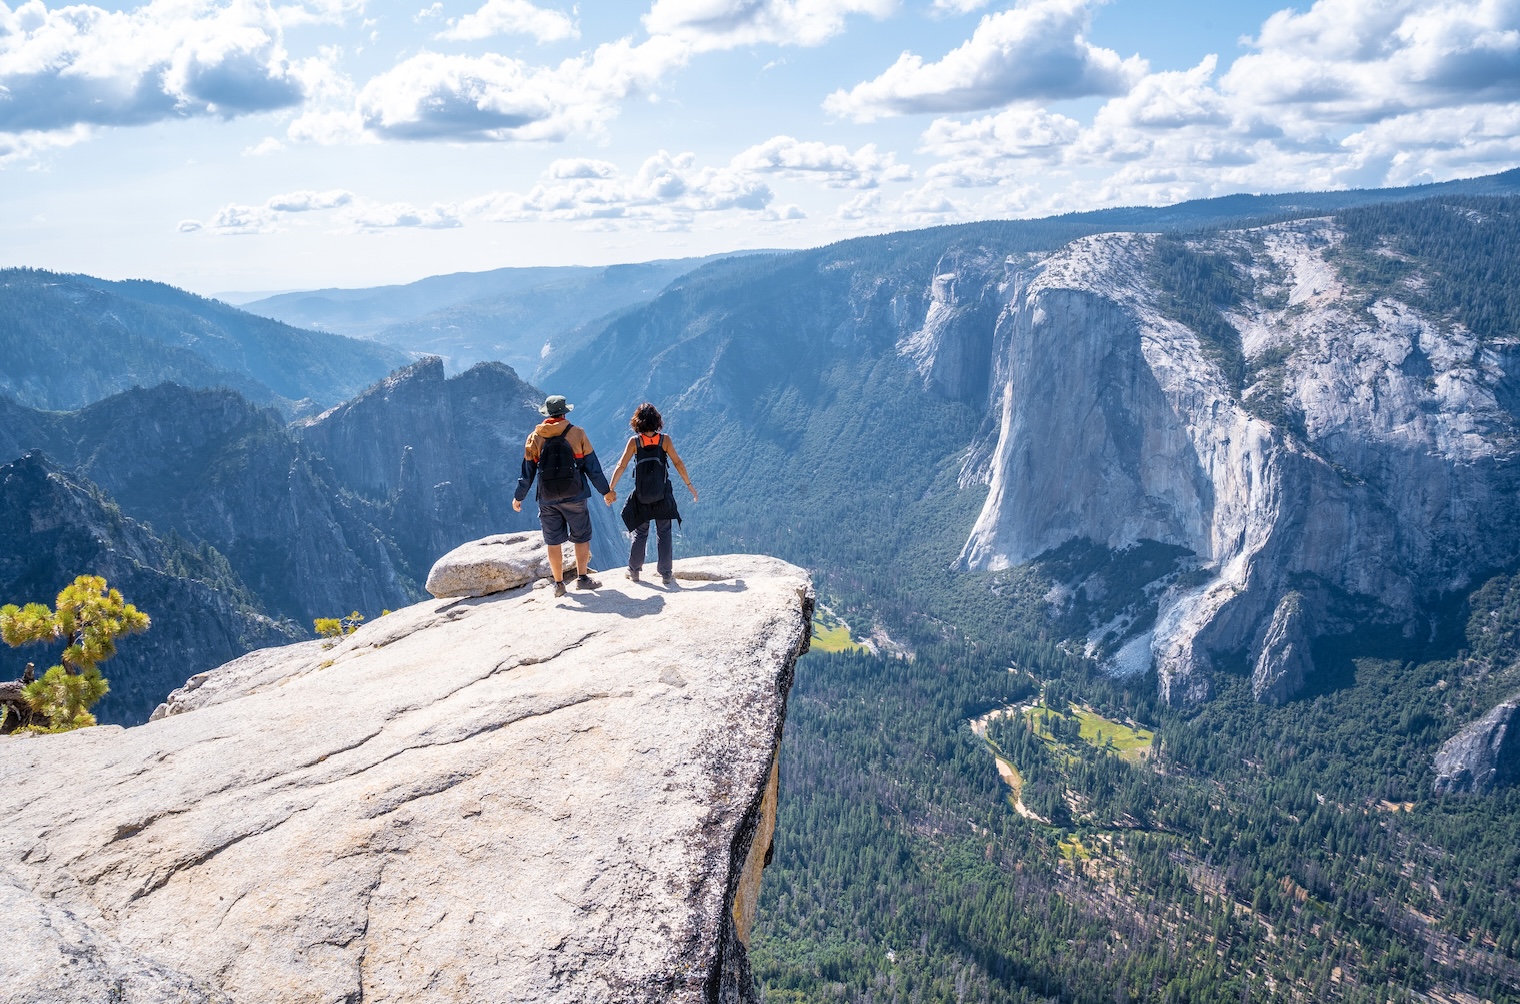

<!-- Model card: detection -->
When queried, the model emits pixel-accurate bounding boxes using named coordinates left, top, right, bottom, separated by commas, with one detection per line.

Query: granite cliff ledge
left=0, top=550, right=813, bottom=1004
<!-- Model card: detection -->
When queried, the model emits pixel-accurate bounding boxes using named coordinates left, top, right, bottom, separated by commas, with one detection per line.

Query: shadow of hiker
left=667, top=579, right=748, bottom=593
left=563, top=591, right=666, bottom=619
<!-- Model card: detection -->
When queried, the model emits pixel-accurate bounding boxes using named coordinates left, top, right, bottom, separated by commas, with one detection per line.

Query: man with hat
left=513, top=394, right=617, bottom=597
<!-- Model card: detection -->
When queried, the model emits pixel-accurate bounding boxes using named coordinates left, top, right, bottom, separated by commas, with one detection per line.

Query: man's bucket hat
left=540, top=394, right=574, bottom=417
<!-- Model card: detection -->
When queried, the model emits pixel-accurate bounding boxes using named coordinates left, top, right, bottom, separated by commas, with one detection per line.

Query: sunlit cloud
left=825, top=0, right=1145, bottom=121
left=436, top=0, right=578, bottom=43
left=643, top=0, right=894, bottom=51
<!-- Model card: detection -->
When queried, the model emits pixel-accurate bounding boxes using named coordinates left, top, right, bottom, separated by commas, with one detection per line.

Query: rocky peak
left=296, top=356, right=624, bottom=572
left=0, top=546, right=812, bottom=1003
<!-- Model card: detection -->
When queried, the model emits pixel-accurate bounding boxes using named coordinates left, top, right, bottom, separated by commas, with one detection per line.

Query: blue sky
left=2, top=0, right=1518, bottom=292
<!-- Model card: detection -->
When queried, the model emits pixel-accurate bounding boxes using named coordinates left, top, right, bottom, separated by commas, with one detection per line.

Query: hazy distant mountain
left=0, top=269, right=408, bottom=414
left=1045, top=165, right=1520, bottom=229
left=237, top=254, right=767, bottom=376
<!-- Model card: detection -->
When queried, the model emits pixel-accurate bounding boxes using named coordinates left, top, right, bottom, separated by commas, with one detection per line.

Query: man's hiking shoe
left=575, top=575, right=601, bottom=590
left=627, top=568, right=640, bottom=583
left=553, top=579, right=566, bottom=598
left=662, top=575, right=677, bottom=588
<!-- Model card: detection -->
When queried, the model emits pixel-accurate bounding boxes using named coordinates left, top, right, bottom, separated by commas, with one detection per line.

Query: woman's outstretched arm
left=664, top=437, right=698, bottom=502
left=608, top=438, right=637, bottom=489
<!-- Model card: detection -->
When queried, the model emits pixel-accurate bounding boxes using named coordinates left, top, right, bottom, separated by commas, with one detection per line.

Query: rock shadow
left=563, top=591, right=667, bottom=618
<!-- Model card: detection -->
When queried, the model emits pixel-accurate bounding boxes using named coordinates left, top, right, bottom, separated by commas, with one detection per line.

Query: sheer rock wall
left=956, top=222, right=1520, bottom=703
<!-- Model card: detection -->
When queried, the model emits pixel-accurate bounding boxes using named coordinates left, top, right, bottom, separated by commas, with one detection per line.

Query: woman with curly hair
left=608, top=402, right=698, bottom=586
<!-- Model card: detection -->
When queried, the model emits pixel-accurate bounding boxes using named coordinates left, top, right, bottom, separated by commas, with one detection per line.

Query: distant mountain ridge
left=238, top=253, right=767, bottom=376
left=0, top=269, right=409, bottom=414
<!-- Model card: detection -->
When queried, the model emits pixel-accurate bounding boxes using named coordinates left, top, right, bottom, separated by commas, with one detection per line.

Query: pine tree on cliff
left=0, top=576, right=150, bottom=732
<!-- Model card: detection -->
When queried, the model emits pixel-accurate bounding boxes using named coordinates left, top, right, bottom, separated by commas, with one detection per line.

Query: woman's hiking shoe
left=575, top=575, right=602, bottom=590
left=627, top=568, right=640, bottom=583
left=661, top=575, right=677, bottom=588
left=553, top=579, right=567, bottom=598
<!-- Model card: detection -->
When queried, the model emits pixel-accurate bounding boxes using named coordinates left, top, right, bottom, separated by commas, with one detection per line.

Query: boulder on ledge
left=424, top=532, right=572, bottom=597
left=0, top=552, right=814, bottom=1004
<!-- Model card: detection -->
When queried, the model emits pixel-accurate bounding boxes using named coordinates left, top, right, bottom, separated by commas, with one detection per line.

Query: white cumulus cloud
left=825, top=0, right=1145, bottom=121
left=920, top=105, right=1080, bottom=185
left=184, top=190, right=462, bottom=233
left=347, top=35, right=687, bottom=142
left=1223, top=0, right=1520, bottom=126
left=730, top=135, right=913, bottom=187
left=0, top=122, right=87, bottom=164
left=0, top=0, right=318, bottom=137
left=546, top=157, right=619, bottom=179
left=264, top=188, right=354, bottom=211
left=339, top=200, right=463, bottom=228
left=437, top=0, right=578, bottom=43
left=642, top=0, right=894, bottom=51
left=468, top=149, right=775, bottom=229
left=200, top=203, right=284, bottom=234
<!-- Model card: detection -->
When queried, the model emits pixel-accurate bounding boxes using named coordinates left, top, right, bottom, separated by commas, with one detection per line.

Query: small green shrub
left=0, top=575, right=150, bottom=733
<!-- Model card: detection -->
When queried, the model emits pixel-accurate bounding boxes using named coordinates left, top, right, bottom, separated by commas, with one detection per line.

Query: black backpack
left=633, top=435, right=669, bottom=504
left=537, top=427, right=581, bottom=500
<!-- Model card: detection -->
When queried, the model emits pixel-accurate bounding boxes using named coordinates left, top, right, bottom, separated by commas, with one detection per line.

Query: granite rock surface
left=1432, top=696, right=1520, bottom=795
left=0, top=551, right=812, bottom=1004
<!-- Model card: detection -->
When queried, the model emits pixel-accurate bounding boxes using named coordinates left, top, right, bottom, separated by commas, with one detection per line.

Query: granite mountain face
left=959, top=216, right=1520, bottom=705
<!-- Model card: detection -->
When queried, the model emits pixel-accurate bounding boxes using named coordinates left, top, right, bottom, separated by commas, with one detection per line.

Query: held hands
left=512, top=498, right=522, bottom=512
left=604, top=490, right=617, bottom=507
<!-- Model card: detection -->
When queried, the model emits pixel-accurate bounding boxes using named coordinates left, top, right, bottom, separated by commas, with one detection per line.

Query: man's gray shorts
left=538, top=498, right=592, bottom=545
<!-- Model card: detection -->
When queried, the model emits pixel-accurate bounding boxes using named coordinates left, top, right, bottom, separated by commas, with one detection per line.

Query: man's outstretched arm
left=513, top=437, right=538, bottom=512
left=581, top=448, right=613, bottom=498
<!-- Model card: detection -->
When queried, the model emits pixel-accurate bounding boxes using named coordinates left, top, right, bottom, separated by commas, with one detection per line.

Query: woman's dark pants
left=629, top=519, right=673, bottom=577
